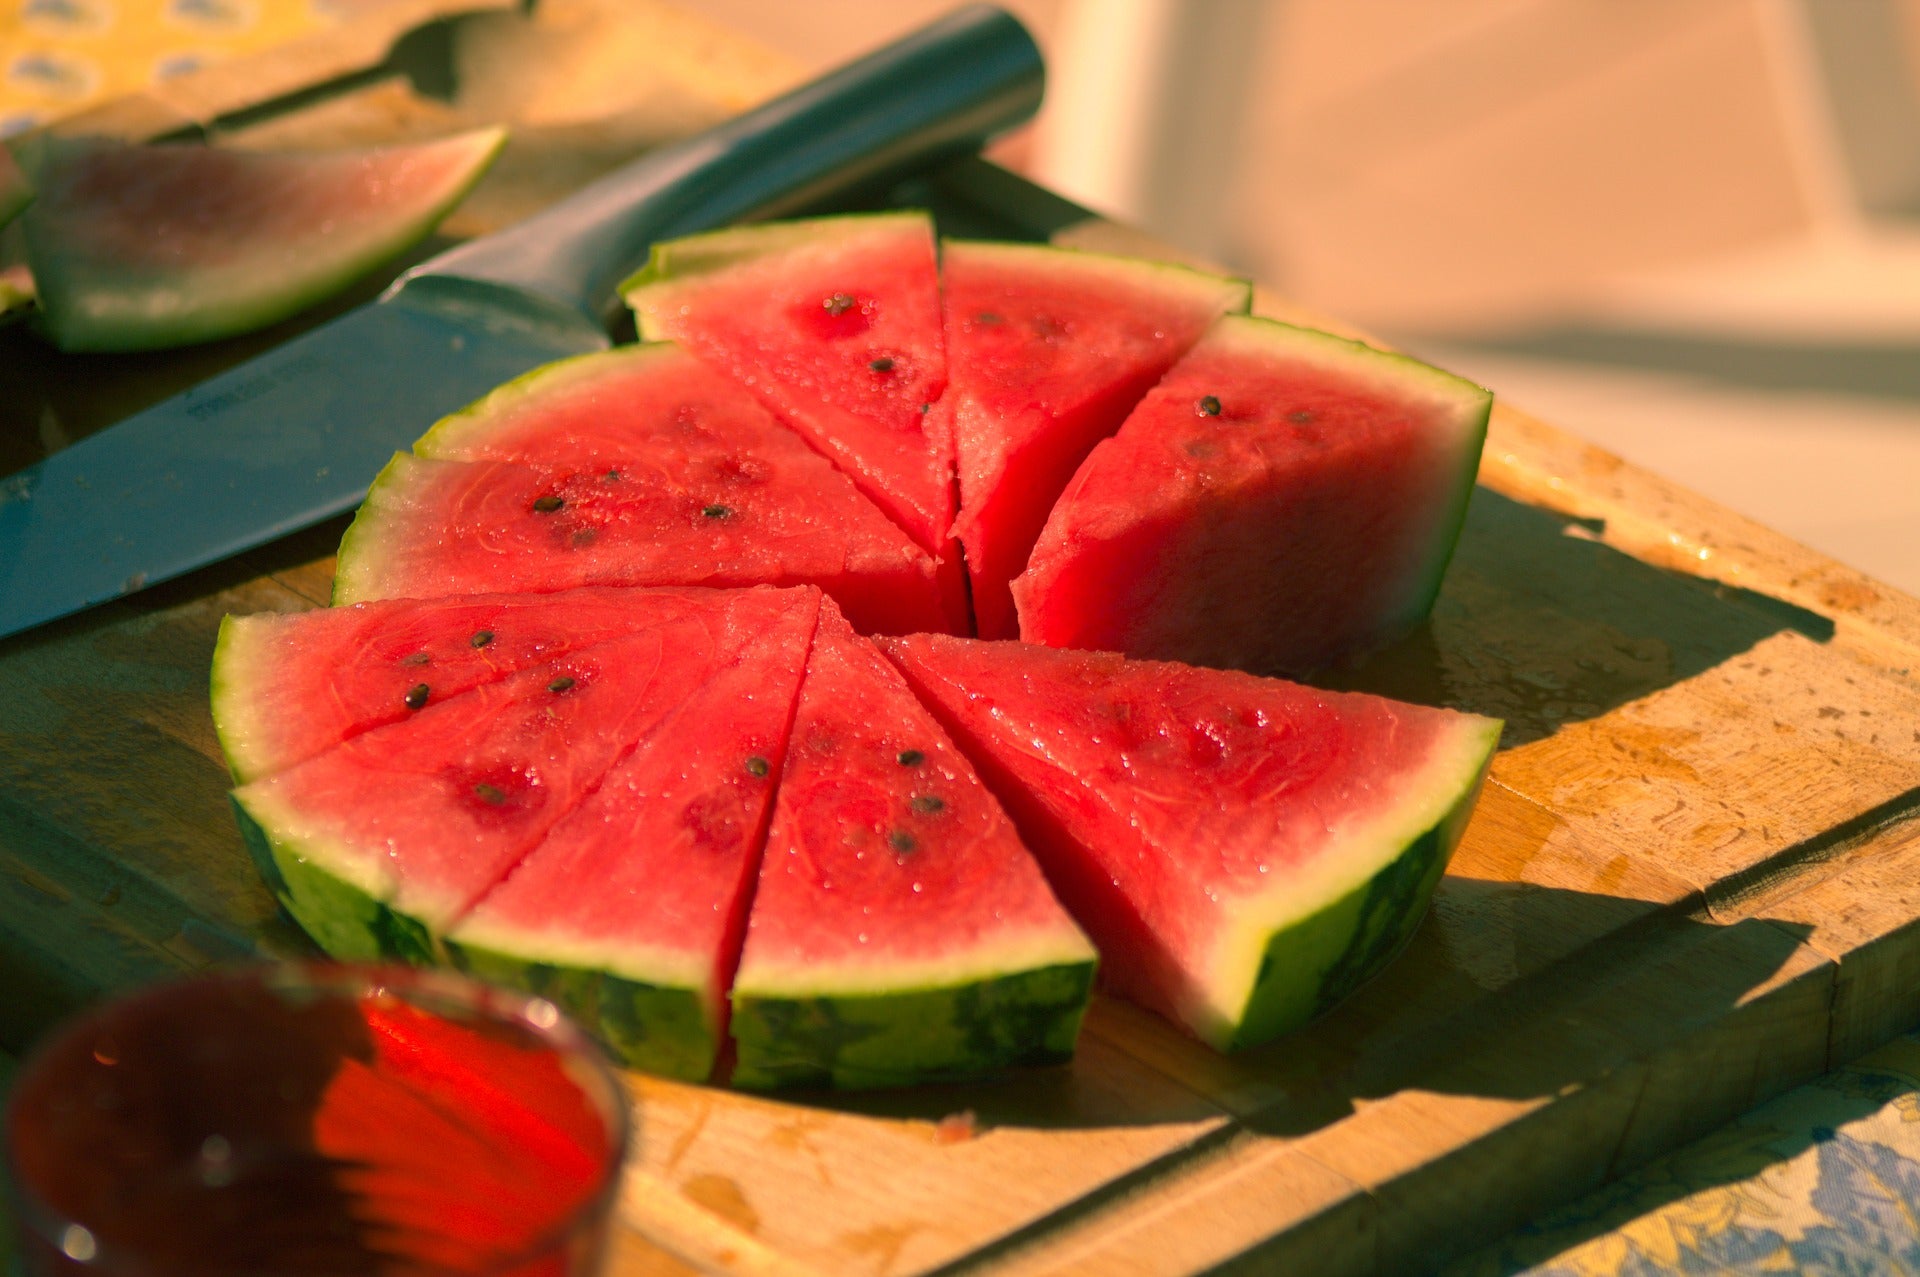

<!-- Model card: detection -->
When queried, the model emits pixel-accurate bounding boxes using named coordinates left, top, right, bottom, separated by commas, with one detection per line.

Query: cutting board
left=4, top=6, right=1920, bottom=1274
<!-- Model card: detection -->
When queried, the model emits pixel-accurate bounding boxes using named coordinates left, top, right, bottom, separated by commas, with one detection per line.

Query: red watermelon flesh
left=212, top=585, right=731, bottom=785
left=232, top=595, right=800, bottom=948
left=330, top=446, right=952, bottom=636
left=621, top=213, right=955, bottom=562
left=937, top=241, right=1250, bottom=639
left=728, top=604, right=1096, bottom=1090
left=1014, top=316, right=1491, bottom=676
left=445, top=587, right=821, bottom=1081
left=881, top=634, right=1500, bottom=1050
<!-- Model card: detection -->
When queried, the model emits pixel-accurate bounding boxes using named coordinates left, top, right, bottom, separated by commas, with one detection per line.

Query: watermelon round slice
left=881, top=634, right=1500, bottom=1051
left=937, top=240, right=1250, bottom=638
left=729, top=605, right=1097, bottom=1090
left=19, top=129, right=503, bottom=352
left=233, top=588, right=803, bottom=961
left=621, top=212, right=955, bottom=563
left=1014, top=316, right=1492, bottom=676
left=330, top=343, right=957, bottom=635
left=212, top=585, right=723, bottom=785
left=445, top=588, right=821, bottom=1081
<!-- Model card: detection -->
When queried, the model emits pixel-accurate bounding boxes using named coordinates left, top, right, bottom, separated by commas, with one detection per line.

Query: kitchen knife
left=0, top=4, right=1042, bottom=641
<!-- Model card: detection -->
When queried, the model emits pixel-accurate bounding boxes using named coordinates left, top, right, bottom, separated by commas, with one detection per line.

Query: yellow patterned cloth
left=0, top=0, right=343, bottom=136
left=1451, top=1030, right=1920, bottom=1275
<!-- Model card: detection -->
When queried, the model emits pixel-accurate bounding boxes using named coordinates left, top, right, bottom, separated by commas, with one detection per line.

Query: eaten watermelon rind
left=445, top=937, right=715, bottom=1082
left=1213, top=716, right=1498, bottom=1049
left=618, top=210, right=931, bottom=302
left=23, top=128, right=506, bottom=353
left=730, top=960, right=1096, bottom=1091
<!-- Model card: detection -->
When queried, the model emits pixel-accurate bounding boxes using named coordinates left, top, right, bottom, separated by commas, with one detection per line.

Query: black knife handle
left=408, top=4, right=1043, bottom=325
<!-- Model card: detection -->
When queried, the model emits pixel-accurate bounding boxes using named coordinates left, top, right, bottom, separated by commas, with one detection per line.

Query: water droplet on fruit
left=526, top=999, right=560, bottom=1030
left=91, top=1038, right=118, bottom=1066
left=60, top=1226, right=97, bottom=1262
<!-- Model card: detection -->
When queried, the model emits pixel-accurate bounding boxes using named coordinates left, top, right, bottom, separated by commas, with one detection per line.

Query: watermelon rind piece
left=20, top=128, right=504, bottom=352
left=1014, top=315, right=1493, bottom=676
left=938, top=238, right=1251, bottom=639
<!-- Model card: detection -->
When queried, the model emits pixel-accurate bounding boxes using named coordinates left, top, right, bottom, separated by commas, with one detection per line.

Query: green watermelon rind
left=209, top=612, right=285, bottom=785
left=617, top=210, right=932, bottom=312
left=330, top=453, right=437, bottom=605
left=411, top=343, right=677, bottom=460
left=25, top=128, right=506, bottom=353
left=0, top=144, right=30, bottom=229
left=939, top=238, right=1254, bottom=317
left=1201, top=714, right=1502, bottom=1051
left=443, top=935, right=716, bottom=1082
left=730, top=958, right=1097, bottom=1091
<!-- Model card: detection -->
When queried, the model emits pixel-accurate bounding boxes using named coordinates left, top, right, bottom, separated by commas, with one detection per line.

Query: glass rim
left=3, top=960, right=633, bottom=1276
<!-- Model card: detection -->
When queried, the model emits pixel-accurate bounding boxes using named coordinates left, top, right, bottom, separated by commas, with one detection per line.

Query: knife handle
left=408, top=4, right=1043, bottom=326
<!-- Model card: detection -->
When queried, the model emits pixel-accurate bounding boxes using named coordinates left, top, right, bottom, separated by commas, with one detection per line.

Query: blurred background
left=6, top=0, right=1917, bottom=593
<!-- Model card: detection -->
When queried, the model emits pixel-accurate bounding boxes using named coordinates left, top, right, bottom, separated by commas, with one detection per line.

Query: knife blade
left=0, top=4, right=1043, bottom=642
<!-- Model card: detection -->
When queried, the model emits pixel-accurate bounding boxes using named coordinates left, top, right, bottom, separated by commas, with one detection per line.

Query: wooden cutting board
left=3, top=6, right=1919, bottom=1274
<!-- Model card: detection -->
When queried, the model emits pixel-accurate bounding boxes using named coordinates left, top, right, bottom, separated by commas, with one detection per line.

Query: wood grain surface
left=2, top=6, right=1918, bottom=1274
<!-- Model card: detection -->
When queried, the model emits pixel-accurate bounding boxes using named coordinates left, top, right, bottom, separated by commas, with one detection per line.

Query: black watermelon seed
left=976, top=311, right=1003, bottom=325
left=548, top=675, right=576, bottom=693
left=868, top=357, right=895, bottom=373
left=896, top=749, right=925, bottom=767
left=702, top=504, right=734, bottom=519
left=889, top=829, right=918, bottom=854
left=1198, top=395, right=1223, bottom=417
left=403, top=683, right=430, bottom=710
left=474, top=783, right=507, bottom=806
left=603, top=469, right=622, bottom=482
left=919, top=402, right=931, bottom=414
left=533, top=495, right=564, bottom=513
left=910, top=794, right=945, bottom=814
left=746, top=755, right=771, bottom=777
left=469, top=630, right=494, bottom=648
left=401, top=651, right=430, bottom=666
left=1288, top=409, right=1315, bottom=423
left=824, top=293, right=855, bottom=315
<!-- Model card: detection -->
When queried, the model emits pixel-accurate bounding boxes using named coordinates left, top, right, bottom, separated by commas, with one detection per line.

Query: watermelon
left=881, top=634, right=1500, bottom=1050
left=212, top=585, right=719, bottom=784
left=330, top=345, right=957, bottom=635
left=730, top=605, right=1096, bottom=1089
left=232, top=588, right=801, bottom=961
left=0, top=143, right=29, bottom=229
left=445, top=588, right=821, bottom=1081
left=937, top=241, right=1250, bottom=638
left=17, top=128, right=504, bottom=352
left=621, top=212, right=955, bottom=562
left=1015, top=316, right=1492, bottom=676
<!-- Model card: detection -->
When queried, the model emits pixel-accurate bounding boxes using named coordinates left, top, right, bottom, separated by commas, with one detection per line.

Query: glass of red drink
left=4, top=963, right=631, bottom=1276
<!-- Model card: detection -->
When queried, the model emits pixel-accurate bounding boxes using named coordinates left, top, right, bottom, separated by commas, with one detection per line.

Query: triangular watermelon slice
left=1015, top=316, right=1492, bottom=676
left=620, top=213, right=956, bottom=562
left=232, top=588, right=802, bottom=961
left=937, top=241, right=1250, bottom=638
left=881, top=634, right=1500, bottom=1051
left=444, top=588, right=821, bottom=1081
left=729, top=604, right=1097, bottom=1090
left=213, top=585, right=728, bottom=785
left=18, top=129, right=504, bottom=352
left=330, top=367, right=955, bottom=635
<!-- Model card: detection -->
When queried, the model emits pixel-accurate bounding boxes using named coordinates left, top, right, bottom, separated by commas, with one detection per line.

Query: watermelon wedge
left=18, top=129, right=503, bottom=352
left=445, top=588, right=821, bottom=1080
left=937, top=241, right=1250, bottom=638
left=232, top=588, right=801, bottom=961
left=881, top=635, right=1500, bottom=1050
left=729, top=605, right=1097, bottom=1090
left=621, top=213, right=956, bottom=563
left=329, top=346, right=957, bottom=635
left=1015, top=316, right=1492, bottom=676
left=212, top=585, right=721, bottom=784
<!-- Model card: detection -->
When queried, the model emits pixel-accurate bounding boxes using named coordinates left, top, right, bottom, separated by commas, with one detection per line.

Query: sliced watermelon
left=729, top=605, right=1097, bottom=1090
left=938, top=241, right=1250, bottom=638
left=621, top=213, right=955, bottom=563
left=0, top=144, right=29, bottom=229
left=19, top=129, right=503, bottom=352
left=330, top=370, right=955, bottom=635
left=213, top=585, right=721, bottom=785
left=444, top=588, right=820, bottom=1081
left=232, top=589, right=800, bottom=960
left=1015, top=316, right=1492, bottom=676
left=881, top=634, right=1500, bottom=1050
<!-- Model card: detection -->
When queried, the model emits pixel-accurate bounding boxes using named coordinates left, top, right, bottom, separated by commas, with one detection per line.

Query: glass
left=4, top=963, right=630, bottom=1276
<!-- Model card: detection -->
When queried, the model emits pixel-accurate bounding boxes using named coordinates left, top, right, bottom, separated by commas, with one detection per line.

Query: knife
left=0, top=4, right=1043, bottom=642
